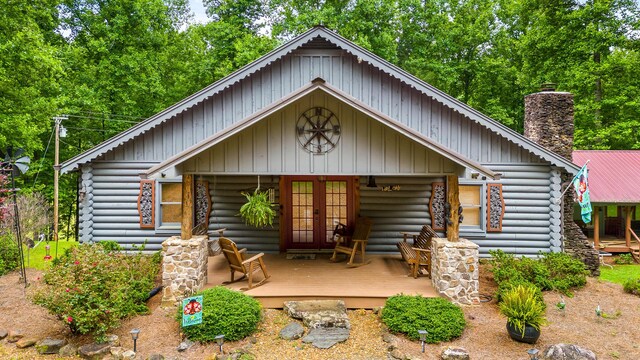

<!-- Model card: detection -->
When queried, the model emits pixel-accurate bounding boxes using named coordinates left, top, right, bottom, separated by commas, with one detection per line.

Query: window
left=158, top=181, right=182, bottom=229
left=459, top=183, right=485, bottom=235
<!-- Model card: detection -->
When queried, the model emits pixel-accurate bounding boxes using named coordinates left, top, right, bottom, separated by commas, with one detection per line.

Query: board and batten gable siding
left=179, top=92, right=458, bottom=176
left=101, top=49, right=538, bottom=166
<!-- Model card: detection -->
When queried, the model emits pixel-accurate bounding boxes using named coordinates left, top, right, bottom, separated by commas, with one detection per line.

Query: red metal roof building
left=572, top=150, right=640, bottom=255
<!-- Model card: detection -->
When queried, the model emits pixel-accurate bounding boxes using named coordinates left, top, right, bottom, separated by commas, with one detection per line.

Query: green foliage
left=615, top=254, right=634, bottom=265
left=180, top=287, right=261, bottom=342
left=239, top=189, right=276, bottom=228
left=0, top=235, right=19, bottom=276
left=623, top=278, right=640, bottom=296
left=496, top=278, right=545, bottom=309
left=32, top=243, right=159, bottom=340
left=600, top=265, right=640, bottom=285
left=381, top=295, right=465, bottom=343
left=499, top=284, right=547, bottom=336
left=489, top=250, right=587, bottom=296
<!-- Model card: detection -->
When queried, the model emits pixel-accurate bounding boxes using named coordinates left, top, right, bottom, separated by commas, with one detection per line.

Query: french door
left=282, top=176, right=356, bottom=250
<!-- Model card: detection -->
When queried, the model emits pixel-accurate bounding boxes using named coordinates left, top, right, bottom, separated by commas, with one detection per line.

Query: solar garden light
left=130, top=328, right=140, bottom=353
left=527, top=348, right=539, bottom=360
left=417, top=329, right=427, bottom=353
left=215, top=334, right=225, bottom=354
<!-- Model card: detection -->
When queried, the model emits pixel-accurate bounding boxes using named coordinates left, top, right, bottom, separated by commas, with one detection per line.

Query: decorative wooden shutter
left=194, top=180, right=212, bottom=233
left=429, top=182, right=446, bottom=231
left=487, top=183, right=505, bottom=232
left=138, top=179, right=155, bottom=228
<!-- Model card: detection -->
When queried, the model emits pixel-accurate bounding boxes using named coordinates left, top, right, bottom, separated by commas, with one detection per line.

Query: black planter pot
left=506, top=322, right=540, bottom=344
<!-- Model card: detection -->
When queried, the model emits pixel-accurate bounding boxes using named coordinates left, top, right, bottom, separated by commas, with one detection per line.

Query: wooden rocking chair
left=330, top=217, right=373, bottom=267
left=219, top=237, right=270, bottom=289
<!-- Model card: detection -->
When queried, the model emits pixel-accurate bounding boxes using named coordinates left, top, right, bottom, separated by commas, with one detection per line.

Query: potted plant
left=499, top=284, right=547, bottom=344
left=239, top=189, right=276, bottom=228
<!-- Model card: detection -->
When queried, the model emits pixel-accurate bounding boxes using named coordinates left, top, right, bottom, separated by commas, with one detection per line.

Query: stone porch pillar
left=161, top=235, right=208, bottom=307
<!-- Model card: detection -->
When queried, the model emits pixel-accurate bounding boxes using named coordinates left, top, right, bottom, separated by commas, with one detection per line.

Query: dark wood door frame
left=280, top=176, right=357, bottom=251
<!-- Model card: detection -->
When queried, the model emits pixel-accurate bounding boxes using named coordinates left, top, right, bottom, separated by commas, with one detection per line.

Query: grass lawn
left=599, top=264, right=640, bottom=285
left=24, top=240, right=77, bottom=270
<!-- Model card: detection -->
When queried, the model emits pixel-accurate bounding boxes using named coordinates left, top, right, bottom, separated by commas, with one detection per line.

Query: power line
left=64, top=126, right=119, bottom=132
left=32, top=125, right=56, bottom=187
left=73, top=110, right=146, bottom=120
left=61, top=114, right=141, bottom=124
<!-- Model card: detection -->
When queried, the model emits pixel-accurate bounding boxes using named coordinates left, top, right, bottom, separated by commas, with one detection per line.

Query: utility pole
left=53, top=115, right=67, bottom=258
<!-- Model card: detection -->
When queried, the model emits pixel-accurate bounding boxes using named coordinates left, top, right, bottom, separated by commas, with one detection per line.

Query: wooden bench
left=397, top=225, right=438, bottom=278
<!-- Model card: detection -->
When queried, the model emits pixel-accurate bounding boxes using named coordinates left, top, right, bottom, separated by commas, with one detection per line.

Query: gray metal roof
left=60, top=26, right=580, bottom=175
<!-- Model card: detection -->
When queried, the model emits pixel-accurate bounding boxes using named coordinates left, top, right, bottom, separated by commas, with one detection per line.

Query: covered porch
left=588, top=204, right=640, bottom=259
left=205, top=252, right=438, bottom=308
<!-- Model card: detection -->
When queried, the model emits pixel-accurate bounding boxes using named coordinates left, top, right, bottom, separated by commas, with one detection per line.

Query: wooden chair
left=397, top=225, right=437, bottom=278
left=218, top=237, right=270, bottom=289
left=330, top=217, right=373, bottom=267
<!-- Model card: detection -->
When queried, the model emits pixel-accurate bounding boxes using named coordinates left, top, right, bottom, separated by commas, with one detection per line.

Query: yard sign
left=181, top=295, right=203, bottom=327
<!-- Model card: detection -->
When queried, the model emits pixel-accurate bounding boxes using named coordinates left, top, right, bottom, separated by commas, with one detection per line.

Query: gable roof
left=60, top=26, right=580, bottom=175
left=141, top=78, right=498, bottom=179
left=573, top=150, right=640, bottom=203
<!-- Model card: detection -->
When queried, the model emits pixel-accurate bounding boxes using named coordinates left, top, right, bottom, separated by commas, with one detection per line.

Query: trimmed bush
left=381, top=295, right=465, bottom=343
left=180, top=287, right=261, bottom=342
left=623, top=278, right=640, bottom=296
left=615, top=254, right=634, bottom=265
left=32, top=242, right=159, bottom=340
left=489, top=250, right=587, bottom=296
left=0, top=234, right=19, bottom=276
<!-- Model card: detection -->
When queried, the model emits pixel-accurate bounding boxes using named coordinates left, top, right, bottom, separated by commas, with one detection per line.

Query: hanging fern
left=239, top=189, right=276, bottom=228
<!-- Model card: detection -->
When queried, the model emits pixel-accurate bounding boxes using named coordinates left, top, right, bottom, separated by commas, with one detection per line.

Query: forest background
left=1, top=0, right=639, bottom=239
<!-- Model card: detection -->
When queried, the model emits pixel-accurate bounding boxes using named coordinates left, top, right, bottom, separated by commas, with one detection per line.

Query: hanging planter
left=239, top=188, right=276, bottom=228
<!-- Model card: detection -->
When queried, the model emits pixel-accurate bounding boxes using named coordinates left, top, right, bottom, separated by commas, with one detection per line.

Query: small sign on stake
left=182, top=295, right=203, bottom=327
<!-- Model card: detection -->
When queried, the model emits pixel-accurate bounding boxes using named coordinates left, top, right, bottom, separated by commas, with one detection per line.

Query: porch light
left=215, top=334, right=225, bottom=354
left=130, top=328, right=140, bottom=353
left=417, top=329, right=427, bottom=353
left=527, top=348, right=539, bottom=360
left=366, top=176, right=377, bottom=188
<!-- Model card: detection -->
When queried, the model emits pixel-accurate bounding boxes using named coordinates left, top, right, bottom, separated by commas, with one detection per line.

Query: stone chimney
left=524, top=85, right=599, bottom=276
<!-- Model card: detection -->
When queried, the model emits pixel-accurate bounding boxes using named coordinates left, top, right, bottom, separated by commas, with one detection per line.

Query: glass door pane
left=325, top=181, right=348, bottom=243
left=292, top=181, right=314, bottom=244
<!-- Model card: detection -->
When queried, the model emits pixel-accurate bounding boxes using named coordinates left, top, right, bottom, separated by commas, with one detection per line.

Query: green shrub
left=180, top=287, right=261, bottom=342
left=623, top=278, right=640, bottom=296
left=615, top=254, right=634, bottom=265
left=499, top=284, right=547, bottom=336
left=496, top=278, right=545, bottom=309
left=32, top=243, right=159, bottom=340
left=381, top=295, right=465, bottom=343
left=489, top=250, right=587, bottom=296
left=0, top=234, right=19, bottom=276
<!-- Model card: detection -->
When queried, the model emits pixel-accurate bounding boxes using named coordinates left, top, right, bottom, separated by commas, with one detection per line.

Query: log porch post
left=625, top=206, right=632, bottom=248
left=446, top=175, right=460, bottom=242
left=181, top=174, right=194, bottom=240
left=593, top=206, right=600, bottom=249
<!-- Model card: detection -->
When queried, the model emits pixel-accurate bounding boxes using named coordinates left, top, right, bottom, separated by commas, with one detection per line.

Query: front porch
left=205, top=252, right=438, bottom=309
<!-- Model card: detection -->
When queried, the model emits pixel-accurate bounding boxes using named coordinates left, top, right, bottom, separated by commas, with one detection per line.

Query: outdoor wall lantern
left=527, top=348, right=539, bottom=360
left=417, top=329, right=427, bottom=353
left=215, top=334, right=225, bottom=354
left=366, top=176, right=378, bottom=188
left=130, top=328, right=140, bottom=353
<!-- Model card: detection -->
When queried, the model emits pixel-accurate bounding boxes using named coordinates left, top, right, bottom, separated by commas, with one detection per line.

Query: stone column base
left=431, top=237, right=480, bottom=306
left=161, top=235, right=208, bottom=307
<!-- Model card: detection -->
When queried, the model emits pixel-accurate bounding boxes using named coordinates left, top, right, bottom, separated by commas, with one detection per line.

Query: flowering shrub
left=32, top=242, right=160, bottom=340
left=0, top=234, right=19, bottom=275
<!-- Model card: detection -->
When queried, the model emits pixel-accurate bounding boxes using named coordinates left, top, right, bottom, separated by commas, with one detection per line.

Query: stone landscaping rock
left=389, top=348, right=406, bottom=359
left=441, top=346, right=470, bottom=360
left=122, top=350, right=136, bottom=359
left=110, top=346, right=126, bottom=359
left=542, top=343, right=597, bottom=360
left=16, top=338, right=37, bottom=349
left=78, top=342, right=112, bottom=360
left=177, top=339, right=194, bottom=352
left=301, top=327, right=350, bottom=349
left=36, top=338, right=67, bottom=355
left=6, top=330, right=23, bottom=343
left=146, top=354, right=164, bottom=360
left=283, top=300, right=350, bottom=329
left=105, top=334, right=121, bottom=346
left=59, top=344, right=78, bottom=357
left=0, top=329, right=7, bottom=340
left=279, top=322, right=304, bottom=340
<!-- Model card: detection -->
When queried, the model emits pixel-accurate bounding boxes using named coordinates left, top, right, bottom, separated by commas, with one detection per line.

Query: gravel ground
left=1, top=265, right=640, bottom=360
